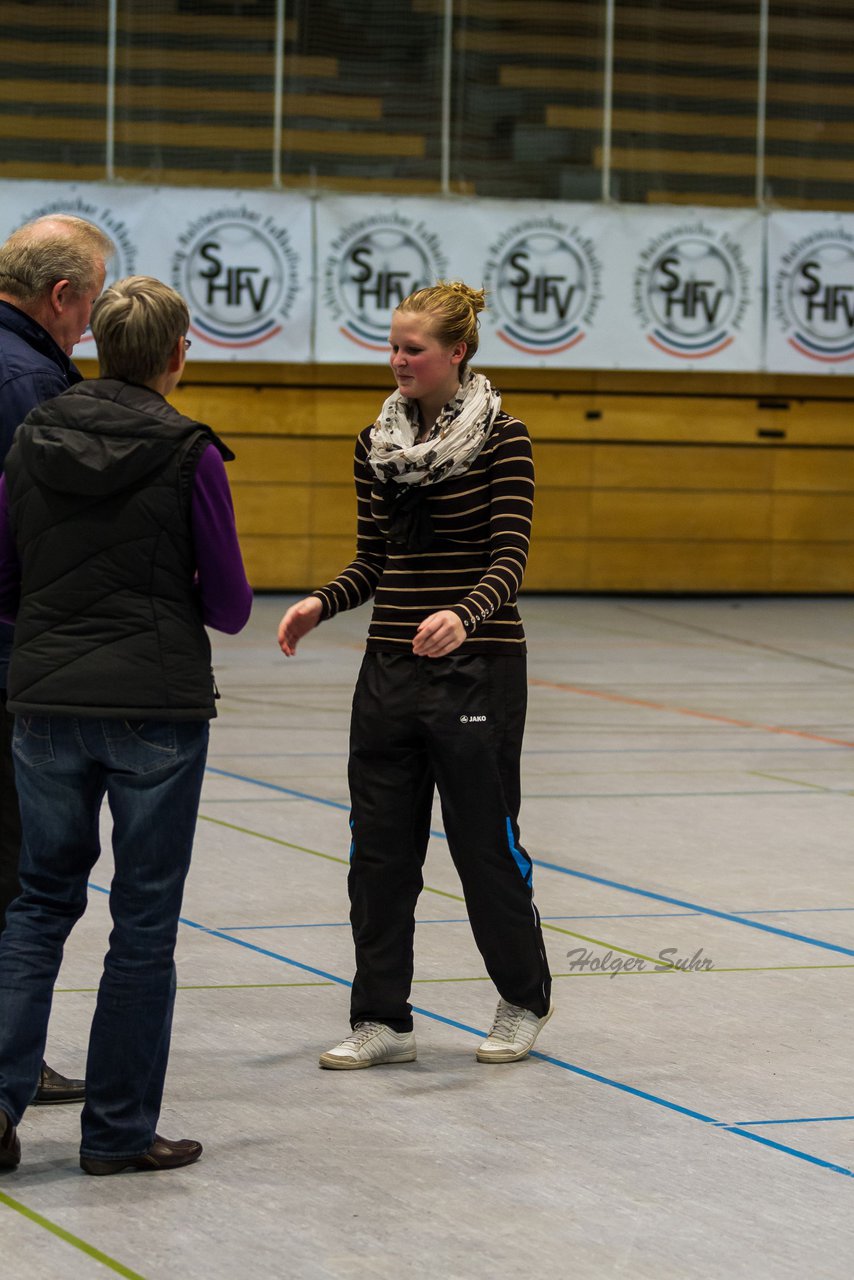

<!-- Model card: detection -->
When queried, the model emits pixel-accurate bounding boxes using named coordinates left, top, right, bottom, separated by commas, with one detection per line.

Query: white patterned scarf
left=368, top=370, right=502, bottom=488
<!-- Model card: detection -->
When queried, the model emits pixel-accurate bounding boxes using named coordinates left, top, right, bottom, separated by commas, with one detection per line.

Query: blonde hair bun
left=443, top=281, right=487, bottom=315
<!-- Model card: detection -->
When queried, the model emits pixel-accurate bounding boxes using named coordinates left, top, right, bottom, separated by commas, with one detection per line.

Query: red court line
left=528, top=678, right=854, bottom=750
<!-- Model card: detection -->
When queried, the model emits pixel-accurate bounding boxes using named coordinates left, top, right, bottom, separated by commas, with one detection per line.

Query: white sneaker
left=319, top=1022, right=417, bottom=1070
left=476, top=999, right=554, bottom=1064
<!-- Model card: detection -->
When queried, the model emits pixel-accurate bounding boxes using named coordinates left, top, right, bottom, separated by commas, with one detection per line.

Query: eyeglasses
left=183, top=336, right=192, bottom=350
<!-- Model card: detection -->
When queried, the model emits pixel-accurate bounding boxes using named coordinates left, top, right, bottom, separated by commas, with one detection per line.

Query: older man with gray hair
left=0, top=214, right=113, bottom=1103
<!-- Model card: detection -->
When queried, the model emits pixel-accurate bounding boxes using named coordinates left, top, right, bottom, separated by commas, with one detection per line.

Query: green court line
left=412, top=975, right=492, bottom=983
left=55, top=961, right=854, bottom=997
left=167, top=981, right=333, bottom=990
left=677, top=963, right=854, bottom=973
left=198, top=815, right=351, bottom=867
left=0, top=1190, right=146, bottom=1279
left=197, top=812, right=665, bottom=966
left=549, top=963, right=854, bottom=978
left=749, top=771, right=850, bottom=794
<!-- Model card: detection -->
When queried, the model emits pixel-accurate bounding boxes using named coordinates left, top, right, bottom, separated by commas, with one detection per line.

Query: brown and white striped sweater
left=313, top=410, right=533, bottom=654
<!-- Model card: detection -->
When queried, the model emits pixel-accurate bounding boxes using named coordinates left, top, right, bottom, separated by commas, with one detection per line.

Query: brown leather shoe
left=33, top=1062, right=85, bottom=1106
left=80, top=1135, right=202, bottom=1176
left=0, top=1109, right=20, bottom=1170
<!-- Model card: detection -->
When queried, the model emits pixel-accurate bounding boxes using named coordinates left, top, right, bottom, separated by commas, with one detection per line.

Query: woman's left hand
left=412, top=610, right=466, bottom=658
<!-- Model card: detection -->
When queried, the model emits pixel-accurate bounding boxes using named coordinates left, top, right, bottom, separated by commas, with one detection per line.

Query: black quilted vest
left=4, top=378, right=234, bottom=720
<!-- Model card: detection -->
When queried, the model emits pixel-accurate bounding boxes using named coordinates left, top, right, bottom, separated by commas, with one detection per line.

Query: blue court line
left=724, top=907, right=854, bottom=916
left=217, top=907, right=854, bottom=932
left=219, top=921, right=350, bottom=931
left=726, top=1115, right=854, bottom=1128
left=205, top=765, right=854, bottom=959
left=208, top=747, right=854, bottom=752
left=520, top=790, right=817, bottom=799
left=532, top=859, right=854, bottom=959
left=87, top=882, right=854, bottom=1178
left=167, top=910, right=853, bottom=1182
left=206, top=766, right=351, bottom=811
left=712, top=1128, right=853, bottom=1176
left=210, top=751, right=348, bottom=758
left=210, top=746, right=854, bottom=757
left=201, top=789, right=825, bottom=802
left=536, top=907, right=854, bottom=919
left=179, top=916, right=355, bottom=988
left=521, top=747, right=854, bottom=755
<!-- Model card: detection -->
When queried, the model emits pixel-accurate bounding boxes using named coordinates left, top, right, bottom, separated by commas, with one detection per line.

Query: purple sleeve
left=0, top=477, right=21, bottom=623
left=191, top=444, right=253, bottom=634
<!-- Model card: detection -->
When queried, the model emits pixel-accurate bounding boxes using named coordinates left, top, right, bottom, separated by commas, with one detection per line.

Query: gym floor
left=2, top=593, right=853, bottom=1279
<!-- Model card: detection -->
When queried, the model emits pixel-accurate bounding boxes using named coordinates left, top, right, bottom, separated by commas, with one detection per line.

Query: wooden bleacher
left=0, top=2, right=435, bottom=190
left=412, top=0, right=854, bottom=206
left=3, top=0, right=853, bottom=203
left=144, top=372, right=854, bottom=594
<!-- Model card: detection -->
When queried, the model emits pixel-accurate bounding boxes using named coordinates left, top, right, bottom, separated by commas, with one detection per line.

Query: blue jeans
left=0, top=714, right=209, bottom=1160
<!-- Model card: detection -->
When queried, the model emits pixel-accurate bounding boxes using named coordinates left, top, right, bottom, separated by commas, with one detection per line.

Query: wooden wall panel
left=239, top=537, right=311, bottom=590
left=534, top=441, right=594, bottom=483
left=771, top=544, right=854, bottom=593
left=533, top=490, right=590, bottom=539
left=590, top=491, right=772, bottom=541
left=160, top=374, right=854, bottom=594
left=772, top=495, right=854, bottom=543
left=172, top=384, right=379, bottom=439
left=309, top=486, right=359, bottom=537
left=592, top=444, right=775, bottom=491
left=231, top=484, right=311, bottom=537
left=309, top=539, right=362, bottom=590
left=225, top=437, right=313, bottom=483
left=587, top=541, right=774, bottom=593
left=526, top=541, right=589, bottom=590
left=773, top=450, right=854, bottom=492
left=223, top=437, right=355, bottom=485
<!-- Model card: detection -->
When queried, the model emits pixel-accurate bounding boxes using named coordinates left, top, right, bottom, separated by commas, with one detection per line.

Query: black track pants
left=347, top=651, right=552, bottom=1031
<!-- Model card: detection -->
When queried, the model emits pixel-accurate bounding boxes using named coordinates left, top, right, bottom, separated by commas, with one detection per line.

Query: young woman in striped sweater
left=278, top=282, right=553, bottom=1069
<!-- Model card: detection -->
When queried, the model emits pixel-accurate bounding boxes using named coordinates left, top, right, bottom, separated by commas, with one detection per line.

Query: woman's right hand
left=277, top=596, right=323, bottom=656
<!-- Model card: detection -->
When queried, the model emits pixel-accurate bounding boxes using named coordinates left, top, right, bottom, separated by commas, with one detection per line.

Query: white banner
left=474, top=202, right=614, bottom=368
left=0, top=180, right=313, bottom=363
left=315, top=195, right=454, bottom=362
left=1, top=179, right=844, bottom=374
left=766, top=212, right=854, bottom=373
left=316, top=197, right=617, bottom=369
left=313, top=195, right=763, bottom=371
left=609, top=206, right=763, bottom=371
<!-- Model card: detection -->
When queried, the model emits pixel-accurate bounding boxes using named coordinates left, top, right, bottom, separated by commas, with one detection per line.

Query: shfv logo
left=172, top=207, right=300, bottom=349
left=323, top=214, right=448, bottom=351
left=484, top=220, right=602, bottom=356
left=773, top=230, right=854, bottom=362
left=633, top=223, right=750, bottom=359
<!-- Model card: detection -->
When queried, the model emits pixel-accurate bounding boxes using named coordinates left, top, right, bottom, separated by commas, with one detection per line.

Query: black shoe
left=0, top=1109, right=20, bottom=1170
left=32, top=1062, right=86, bottom=1106
left=80, top=1135, right=203, bottom=1177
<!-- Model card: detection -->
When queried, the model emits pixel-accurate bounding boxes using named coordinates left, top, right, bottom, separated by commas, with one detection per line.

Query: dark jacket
left=0, top=301, right=82, bottom=686
left=4, top=379, right=234, bottom=721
